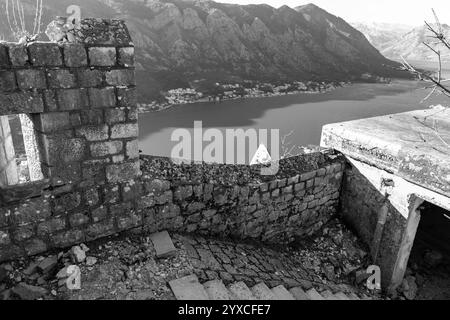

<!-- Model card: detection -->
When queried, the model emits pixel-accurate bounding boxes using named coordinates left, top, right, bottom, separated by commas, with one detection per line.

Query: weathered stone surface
left=62, top=43, right=88, bottom=67
left=89, top=87, right=116, bottom=108
left=90, top=141, right=123, bottom=157
left=57, top=89, right=89, bottom=111
left=106, top=161, right=140, bottom=183
left=47, top=69, right=76, bottom=89
left=7, top=44, right=28, bottom=66
left=76, top=125, right=109, bottom=141
left=118, top=47, right=134, bottom=66
left=89, top=47, right=116, bottom=66
left=169, top=275, right=209, bottom=300
left=28, top=42, right=62, bottom=66
left=12, top=283, right=47, bottom=300
left=149, top=231, right=177, bottom=258
left=0, top=71, right=16, bottom=91
left=110, top=123, right=138, bottom=139
left=0, top=92, right=44, bottom=116
left=105, top=69, right=135, bottom=86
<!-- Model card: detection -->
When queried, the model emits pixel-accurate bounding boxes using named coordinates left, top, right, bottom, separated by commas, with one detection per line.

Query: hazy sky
left=217, top=0, right=450, bottom=26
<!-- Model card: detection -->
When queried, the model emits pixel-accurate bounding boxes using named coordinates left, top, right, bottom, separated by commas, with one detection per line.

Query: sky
left=216, top=0, right=450, bottom=26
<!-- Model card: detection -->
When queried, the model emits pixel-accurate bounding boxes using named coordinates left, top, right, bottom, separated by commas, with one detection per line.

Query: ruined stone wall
left=138, top=152, right=345, bottom=244
left=0, top=18, right=346, bottom=263
left=0, top=19, right=140, bottom=262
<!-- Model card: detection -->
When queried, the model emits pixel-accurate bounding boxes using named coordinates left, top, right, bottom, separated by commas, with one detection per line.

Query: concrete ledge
left=321, top=108, right=450, bottom=198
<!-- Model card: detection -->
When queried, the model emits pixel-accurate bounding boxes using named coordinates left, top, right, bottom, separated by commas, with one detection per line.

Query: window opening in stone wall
left=0, top=113, right=43, bottom=187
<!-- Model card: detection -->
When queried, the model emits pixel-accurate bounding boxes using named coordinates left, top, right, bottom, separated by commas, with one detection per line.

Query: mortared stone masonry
left=0, top=18, right=345, bottom=263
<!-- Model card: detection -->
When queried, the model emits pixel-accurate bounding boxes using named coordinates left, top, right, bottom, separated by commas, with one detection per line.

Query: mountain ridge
left=0, top=0, right=407, bottom=102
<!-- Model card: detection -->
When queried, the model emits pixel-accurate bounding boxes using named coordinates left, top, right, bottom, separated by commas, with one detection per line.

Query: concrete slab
left=150, top=231, right=177, bottom=258
left=289, top=287, right=310, bottom=300
left=228, top=282, right=256, bottom=300
left=251, top=283, right=276, bottom=300
left=271, top=285, right=295, bottom=300
left=321, top=108, right=450, bottom=199
left=169, top=275, right=209, bottom=300
left=203, top=280, right=231, bottom=300
left=306, top=288, right=324, bottom=300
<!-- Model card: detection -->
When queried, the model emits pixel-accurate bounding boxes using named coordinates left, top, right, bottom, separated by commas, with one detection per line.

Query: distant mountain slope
left=0, top=0, right=406, bottom=102
left=352, top=22, right=450, bottom=63
left=350, top=22, right=412, bottom=52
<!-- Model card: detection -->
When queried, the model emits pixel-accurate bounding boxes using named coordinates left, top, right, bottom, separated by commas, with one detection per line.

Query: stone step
left=271, top=285, right=295, bottom=300
left=150, top=231, right=177, bottom=258
left=203, top=280, right=231, bottom=300
left=251, top=283, right=277, bottom=300
left=169, top=275, right=209, bottom=300
left=320, top=290, right=338, bottom=300
left=228, top=282, right=257, bottom=300
left=348, top=292, right=361, bottom=300
left=334, top=292, right=350, bottom=300
left=289, top=287, right=310, bottom=300
left=306, top=288, right=325, bottom=300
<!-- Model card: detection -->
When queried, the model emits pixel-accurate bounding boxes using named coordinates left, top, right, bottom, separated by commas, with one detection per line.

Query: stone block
left=62, top=43, right=87, bottom=67
left=37, top=218, right=66, bottom=236
left=117, top=87, right=137, bottom=108
left=24, top=239, right=47, bottom=256
left=0, top=71, right=16, bottom=91
left=0, top=44, right=9, bottom=67
left=82, top=162, right=107, bottom=184
left=57, top=89, right=89, bottom=111
left=33, top=112, right=71, bottom=133
left=15, top=69, right=46, bottom=89
left=69, top=213, right=90, bottom=227
left=126, top=139, right=139, bottom=159
left=40, top=135, right=86, bottom=165
left=28, top=42, right=62, bottom=66
left=88, top=47, right=116, bottom=66
left=53, top=229, right=85, bottom=248
left=12, top=198, right=51, bottom=226
left=85, top=219, right=115, bottom=241
left=43, top=90, right=58, bottom=112
left=105, top=108, right=126, bottom=124
left=0, top=92, right=44, bottom=115
left=106, top=161, right=140, bottom=183
left=8, top=44, right=28, bottom=66
left=47, top=69, right=76, bottom=89
left=0, top=230, right=10, bottom=245
left=90, top=141, right=123, bottom=157
left=77, top=69, right=104, bottom=87
left=300, top=171, right=316, bottom=182
left=105, top=69, right=135, bottom=86
left=91, top=206, right=107, bottom=223
left=89, top=87, right=116, bottom=108
left=13, top=225, right=35, bottom=241
left=76, top=125, right=109, bottom=141
left=169, top=275, right=209, bottom=300
left=80, top=109, right=104, bottom=125
left=116, top=211, right=141, bottom=231
left=118, top=47, right=134, bottom=66
left=110, top=123, right=138, bottom=139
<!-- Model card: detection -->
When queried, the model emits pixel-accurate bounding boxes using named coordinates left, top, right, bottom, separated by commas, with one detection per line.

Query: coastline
left=137, top=81, right=354, bottom=113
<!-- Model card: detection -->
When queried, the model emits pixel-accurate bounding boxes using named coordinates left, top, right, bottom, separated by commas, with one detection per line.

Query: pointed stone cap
left=45, top=17, right=133, bottom=46
left=250, top=144, right=272, bottom=165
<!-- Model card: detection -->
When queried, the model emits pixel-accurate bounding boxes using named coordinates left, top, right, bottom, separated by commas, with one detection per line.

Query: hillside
left=352, top=22, right=450, bottom=63
left=0, top=0, right=406, bottom=102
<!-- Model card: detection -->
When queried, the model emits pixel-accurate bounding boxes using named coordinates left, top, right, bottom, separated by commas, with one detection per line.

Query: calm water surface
left=139, top=80, right=448, bottom=160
